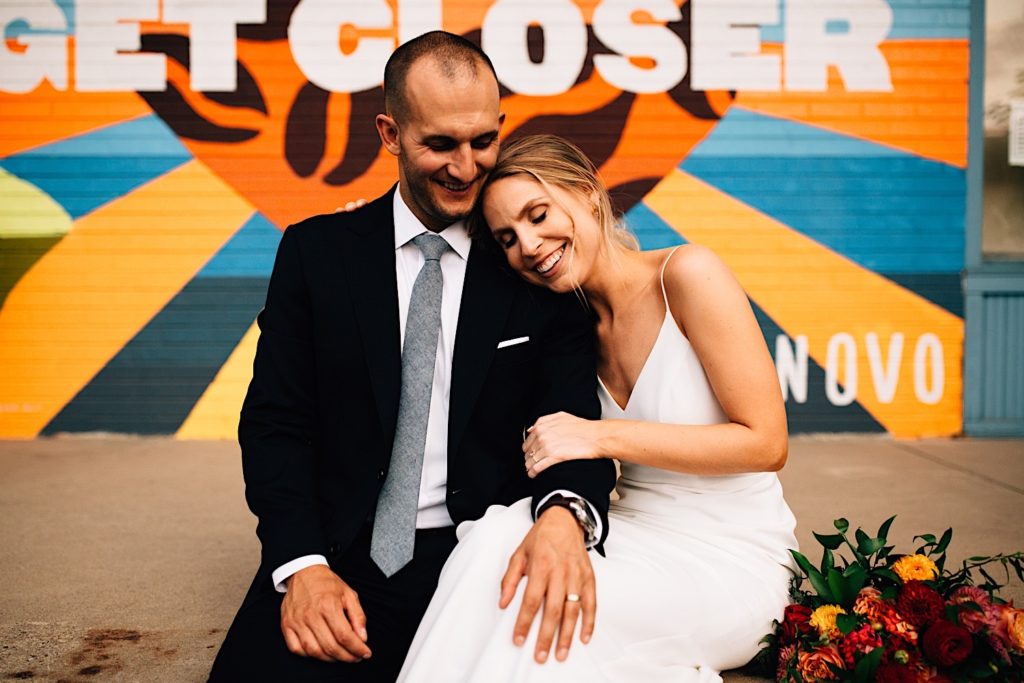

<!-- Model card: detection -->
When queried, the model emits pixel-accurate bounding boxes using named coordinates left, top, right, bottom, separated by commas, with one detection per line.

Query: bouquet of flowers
left=755, top=517, right=1024, bottom=682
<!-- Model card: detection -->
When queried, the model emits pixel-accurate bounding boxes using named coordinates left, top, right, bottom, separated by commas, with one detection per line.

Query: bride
left=398, top=134, right=798, bottom=683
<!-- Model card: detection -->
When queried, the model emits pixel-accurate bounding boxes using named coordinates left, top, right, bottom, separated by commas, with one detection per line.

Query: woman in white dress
left=399, top=134, right=798, bottom=683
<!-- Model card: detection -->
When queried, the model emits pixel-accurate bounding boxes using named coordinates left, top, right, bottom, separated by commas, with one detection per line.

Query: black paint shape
left=608, top=177, right=662, bottom=215
left=323, top=87, right=386, bottom=186
left=507, top=91, right=635, bottom=172
left=43, top=277, right=270, bottom=435
left=285, top=82, right=330, bottom=179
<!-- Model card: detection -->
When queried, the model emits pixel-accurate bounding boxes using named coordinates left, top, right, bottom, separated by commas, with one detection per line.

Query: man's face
left=377, top=58, right=503, bottom=232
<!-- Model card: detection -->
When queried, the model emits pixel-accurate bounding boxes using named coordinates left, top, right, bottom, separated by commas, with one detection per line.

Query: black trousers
left=209, top=526, right=458, bottom=682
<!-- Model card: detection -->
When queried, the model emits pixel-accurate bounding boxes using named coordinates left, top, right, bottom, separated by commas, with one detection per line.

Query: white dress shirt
left=272, top=188, right=598, bottom=592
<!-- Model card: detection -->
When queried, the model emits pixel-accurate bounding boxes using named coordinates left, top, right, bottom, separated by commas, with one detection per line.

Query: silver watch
left=539, top=494, right=598, bottom=544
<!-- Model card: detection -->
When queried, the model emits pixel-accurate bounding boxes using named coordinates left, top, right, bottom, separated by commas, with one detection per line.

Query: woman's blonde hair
left=468, top=134, right=639, bottom=253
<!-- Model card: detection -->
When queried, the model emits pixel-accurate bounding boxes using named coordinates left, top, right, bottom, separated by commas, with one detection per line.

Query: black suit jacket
left=239, top=188, right=617, bottom=574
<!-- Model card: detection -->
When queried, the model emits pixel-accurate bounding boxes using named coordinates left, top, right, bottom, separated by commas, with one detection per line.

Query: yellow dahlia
left=892, top=554, right=938, bottom=582
left=810, top=604, right=847, bottom=640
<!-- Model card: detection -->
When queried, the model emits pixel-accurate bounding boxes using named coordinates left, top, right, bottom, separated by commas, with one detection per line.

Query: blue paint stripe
left=624, top=202, right=686, bottom=251
left=1, top=115, right=192, bottom=219
left=761, top=0, right=969, bottom=42
left=680, top=108, right=964, bottom=274
left=197, top=213, right=281, bottom=278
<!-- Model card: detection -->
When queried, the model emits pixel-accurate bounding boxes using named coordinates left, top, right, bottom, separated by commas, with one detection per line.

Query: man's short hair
left=383, top=31, right=498, bottom=122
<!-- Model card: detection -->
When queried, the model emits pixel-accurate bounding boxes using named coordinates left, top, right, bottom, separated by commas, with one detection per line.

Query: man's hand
left=280, top=564, right=372, bottom=663
left=499, top=506, right=596, bottom=663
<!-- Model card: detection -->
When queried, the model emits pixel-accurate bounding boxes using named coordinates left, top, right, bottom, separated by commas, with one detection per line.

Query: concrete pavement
left=1, top=436, right=1021, bottom=682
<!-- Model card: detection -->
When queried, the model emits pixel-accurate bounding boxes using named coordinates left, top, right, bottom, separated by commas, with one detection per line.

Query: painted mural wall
left=0, top=0, right=969, bottom=439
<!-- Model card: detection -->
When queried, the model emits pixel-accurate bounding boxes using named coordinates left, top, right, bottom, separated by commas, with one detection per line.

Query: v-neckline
left=597, top=310, right=670, bottom=413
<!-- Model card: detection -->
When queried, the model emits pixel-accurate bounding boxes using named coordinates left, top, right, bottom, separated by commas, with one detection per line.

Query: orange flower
left=810, top=605, right=846, bottom=640
left=797, top=644, right=845, bottom=681
left=1005, top=608, right=1024, bottom=654
left=892, top=555, right=939, bottom=582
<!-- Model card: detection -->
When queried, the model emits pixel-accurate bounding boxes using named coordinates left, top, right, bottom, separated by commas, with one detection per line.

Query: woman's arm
left=523, top=244, right=787, bottom=476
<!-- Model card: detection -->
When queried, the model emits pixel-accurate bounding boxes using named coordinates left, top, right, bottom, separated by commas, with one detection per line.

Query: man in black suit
left=208, top=31, right=616, bottom=682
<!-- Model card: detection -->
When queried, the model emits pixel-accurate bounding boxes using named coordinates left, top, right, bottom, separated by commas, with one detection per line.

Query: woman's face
left=482, top=174, right=601, bottom=293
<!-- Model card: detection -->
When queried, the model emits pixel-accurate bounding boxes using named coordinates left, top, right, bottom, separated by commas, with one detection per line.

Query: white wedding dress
left=399, top=252, right=798, bottom=682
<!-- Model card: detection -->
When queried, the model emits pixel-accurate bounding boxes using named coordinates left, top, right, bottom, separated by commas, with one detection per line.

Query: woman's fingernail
left=514, top=635, right=525, bottom=646
left=358, top=628, right=368, bottom=640
left=538, top=650, right=548, bottom=662
left=557, top=648, right=568, bottom=660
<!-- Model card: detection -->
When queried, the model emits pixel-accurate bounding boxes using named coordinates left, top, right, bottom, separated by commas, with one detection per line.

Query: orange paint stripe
left=736, top=40, right=968, bottom=168
left=0, top=37, right=152, bottom=158
left=644, top=169, right=963, bottom=437
left=0, top=161, right=254, bottom=437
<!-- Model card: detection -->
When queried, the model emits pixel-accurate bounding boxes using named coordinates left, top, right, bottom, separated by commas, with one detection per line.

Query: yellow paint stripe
left=644, top=169, right=963, bottom=437
left=0, top=167, right=72, bottom=238
left=0, top=160, right=254, bottom=438
left=177, top=318, right=260, bottom=440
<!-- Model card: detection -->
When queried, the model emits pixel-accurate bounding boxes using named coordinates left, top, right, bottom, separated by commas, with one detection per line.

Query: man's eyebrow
left=473, top=130, right=499, bottom=141
left=422, top=134, right=455, bottom=145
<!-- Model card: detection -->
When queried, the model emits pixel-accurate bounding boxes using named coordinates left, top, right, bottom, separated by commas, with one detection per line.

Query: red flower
left=837, top=624, right=883, bottom=667
left=875, top=663, right=918, bottom=683
left=897, top=581, right=945, bottom=628
left=947, top=586, right=992, bottom=634
left=781, top=604, right=815, bottom=643
left=921, top=620, right=973, bottom=667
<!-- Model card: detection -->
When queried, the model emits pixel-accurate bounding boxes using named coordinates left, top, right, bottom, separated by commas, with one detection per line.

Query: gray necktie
left=370, top=233, right=450, bottom=577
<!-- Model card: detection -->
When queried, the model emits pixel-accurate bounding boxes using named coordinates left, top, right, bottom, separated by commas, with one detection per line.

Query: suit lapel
left=339, top=189, right=401, bottom=447
left=448, top=242, right=517, bottom=463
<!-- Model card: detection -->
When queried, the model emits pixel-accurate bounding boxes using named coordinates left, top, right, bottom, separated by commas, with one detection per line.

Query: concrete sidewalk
left=1, top=436, right=1021, bottom=682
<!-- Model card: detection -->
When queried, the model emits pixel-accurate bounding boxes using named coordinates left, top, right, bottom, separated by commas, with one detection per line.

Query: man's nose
left=447, top=145, right=474, bottom=181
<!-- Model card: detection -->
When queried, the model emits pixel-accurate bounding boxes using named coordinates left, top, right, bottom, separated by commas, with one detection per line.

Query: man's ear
left=376, top=113, right=401, bottom=156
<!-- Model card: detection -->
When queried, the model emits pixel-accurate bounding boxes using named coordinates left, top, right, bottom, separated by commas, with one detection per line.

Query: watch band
left=536, top=494, right=598, bottom=545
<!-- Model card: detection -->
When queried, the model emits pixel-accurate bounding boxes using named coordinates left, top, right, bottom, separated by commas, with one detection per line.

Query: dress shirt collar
left=393, top=184, right=472, bottom=260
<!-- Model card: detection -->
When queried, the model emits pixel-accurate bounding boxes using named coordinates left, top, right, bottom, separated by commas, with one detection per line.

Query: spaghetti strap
left=659, top=246, right=683, bottom=311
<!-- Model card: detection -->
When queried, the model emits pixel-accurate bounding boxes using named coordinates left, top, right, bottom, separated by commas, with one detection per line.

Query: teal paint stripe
left=196, top=213, right=281, bottom=278
left=761, top=0, right=968, bottom=42
left=1, top=115, right=192, bottom=219
left=624, top=202, right=686, bottom=251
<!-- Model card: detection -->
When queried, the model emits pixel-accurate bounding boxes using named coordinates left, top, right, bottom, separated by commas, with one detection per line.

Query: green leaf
left=875, top=568, right=901, bottom=584
left=836, top=612, right=860, bottom=635
left=834, top=518, right=850, bottom=534
left=791, top=550, right=836, bottom=602
left=855, top=528, right=871, bottom=550
left=853, top=647, right=884, bottom=682
left=814, top=532, right=845, bottom=550
left=843, top=561, right=868, bottom=593
left=859, top=537, right=885, bottom=555
left=822, top=548, right=835, bottom=574
left=935, top=527, right=953, bottom=555
left=915, top=533, right=937, bottom=545
left=876, top=515, right=896, bottom=542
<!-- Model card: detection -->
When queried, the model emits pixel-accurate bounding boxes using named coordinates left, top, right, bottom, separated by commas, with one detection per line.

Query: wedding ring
left=566, top=593, right=581, bottom=603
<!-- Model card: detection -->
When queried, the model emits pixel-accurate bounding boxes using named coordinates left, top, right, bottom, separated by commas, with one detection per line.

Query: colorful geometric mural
left=1, top=0, right=969, bottom=438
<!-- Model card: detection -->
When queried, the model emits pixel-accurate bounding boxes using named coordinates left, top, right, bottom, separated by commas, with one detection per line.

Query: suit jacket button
left=378, top=469, right=385, bottom=479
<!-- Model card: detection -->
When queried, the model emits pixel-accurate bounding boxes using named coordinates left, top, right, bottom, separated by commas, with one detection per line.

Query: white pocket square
left=496, top=336, right=530, bottom=349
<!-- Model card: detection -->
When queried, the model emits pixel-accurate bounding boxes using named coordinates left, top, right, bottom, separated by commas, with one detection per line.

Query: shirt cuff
left=534, top=489, right=604, bottom=550
left=272, top=554, right=329, bottom=593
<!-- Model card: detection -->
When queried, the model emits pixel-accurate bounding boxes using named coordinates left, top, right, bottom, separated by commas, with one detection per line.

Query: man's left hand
left=499, top=506, right=595, bottom=663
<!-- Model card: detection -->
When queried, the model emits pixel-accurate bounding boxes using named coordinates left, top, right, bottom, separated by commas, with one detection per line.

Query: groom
left=208, top=31, right=616, bottom=682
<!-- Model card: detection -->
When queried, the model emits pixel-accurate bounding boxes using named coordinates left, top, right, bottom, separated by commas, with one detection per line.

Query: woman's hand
left=522, top=412, right=603, bottom=478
